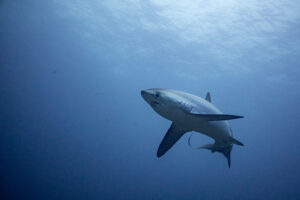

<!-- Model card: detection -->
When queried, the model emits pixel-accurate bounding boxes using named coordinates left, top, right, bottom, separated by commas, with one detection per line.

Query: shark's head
left=141, top=88, right=161, bottom=107
left=141, top=88, right=184, bottom=120
left=141, top=88, right=182, bottom=109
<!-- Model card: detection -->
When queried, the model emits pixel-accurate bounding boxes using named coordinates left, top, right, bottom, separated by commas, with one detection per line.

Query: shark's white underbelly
left=154, top=104, right=231, bottom=142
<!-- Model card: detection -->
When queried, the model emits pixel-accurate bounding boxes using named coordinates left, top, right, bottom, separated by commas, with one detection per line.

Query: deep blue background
left=1, top=0, right=300, bottom=199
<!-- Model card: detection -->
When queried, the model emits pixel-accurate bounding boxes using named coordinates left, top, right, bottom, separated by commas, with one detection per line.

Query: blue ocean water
left=1, top=0, right=300, bottom=199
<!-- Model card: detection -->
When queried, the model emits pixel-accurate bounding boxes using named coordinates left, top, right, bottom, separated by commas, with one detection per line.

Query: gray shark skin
left=141, top=88, right=244, bottom=168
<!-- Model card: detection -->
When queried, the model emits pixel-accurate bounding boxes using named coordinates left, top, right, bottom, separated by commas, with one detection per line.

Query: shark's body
left=141, top=88, right=244, bottom=168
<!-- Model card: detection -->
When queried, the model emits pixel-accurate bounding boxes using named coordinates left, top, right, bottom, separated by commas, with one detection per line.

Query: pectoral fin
left=189, top=114, right=244, bottom=121
left=157, top=123, right=187, bottom=157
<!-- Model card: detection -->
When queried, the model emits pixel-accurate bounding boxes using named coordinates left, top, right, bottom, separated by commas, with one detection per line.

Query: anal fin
left=229, top=136, right=244, bottom=146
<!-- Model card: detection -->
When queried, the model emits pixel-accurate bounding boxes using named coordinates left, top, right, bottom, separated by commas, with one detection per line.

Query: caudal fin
left=188, top=134, right=233, bottom=168
left=227, top=153, right=231, bottom=168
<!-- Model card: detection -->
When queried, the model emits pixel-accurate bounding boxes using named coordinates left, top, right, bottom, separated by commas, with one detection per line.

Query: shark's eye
left=155, top=92, right=160, bottom=98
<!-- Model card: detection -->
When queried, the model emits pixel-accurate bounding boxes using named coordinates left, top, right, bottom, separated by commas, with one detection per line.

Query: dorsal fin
left=205, top=92, right=211, bottom=102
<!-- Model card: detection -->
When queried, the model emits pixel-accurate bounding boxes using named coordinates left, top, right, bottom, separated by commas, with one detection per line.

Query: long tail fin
left=188, top=133, right=233, bottom=168
left=188, top=134, right=214, bottom=150
left=227, top=153, right=231, bottom=168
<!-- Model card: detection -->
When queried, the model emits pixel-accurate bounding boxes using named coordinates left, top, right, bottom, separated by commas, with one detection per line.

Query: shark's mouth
left=150, top=101, right=159, bottom=107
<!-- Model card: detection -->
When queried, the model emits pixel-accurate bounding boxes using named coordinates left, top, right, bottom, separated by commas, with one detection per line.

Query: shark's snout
left=141, top=90, right=148, bottom=101
left=141, top=89, right=154, bottom=98
left=141, top=90, right=151, bottom=102
left=141, top=90, right=146, bottom=97
left=141, top=89, right=159, bottom=106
